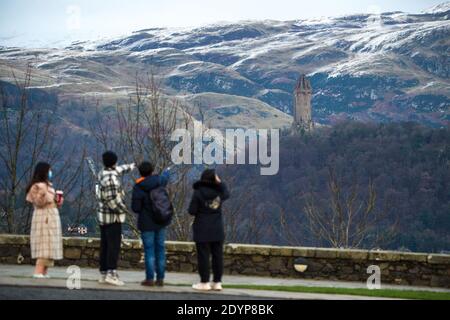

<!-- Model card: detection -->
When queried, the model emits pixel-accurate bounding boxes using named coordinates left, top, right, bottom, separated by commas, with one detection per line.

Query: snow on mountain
left=0, top=5, right=449, bottom=128
left=422, top=1, right=450, bottom=14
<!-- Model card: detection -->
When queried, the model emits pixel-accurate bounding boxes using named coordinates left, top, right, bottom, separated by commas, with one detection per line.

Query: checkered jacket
left=97, top=163, right=135, bottom=226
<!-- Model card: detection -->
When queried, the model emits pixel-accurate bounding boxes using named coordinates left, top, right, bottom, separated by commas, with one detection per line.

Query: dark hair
left=26, top=162, right=51, bottom=193
left=102, top=151, right=118, bottom=168
left=201, top=169, right=216, bottom=183
left=138, top=161, right=154, bottom=177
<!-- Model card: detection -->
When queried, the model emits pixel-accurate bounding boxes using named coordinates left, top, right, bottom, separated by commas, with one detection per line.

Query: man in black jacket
left=188, top=169, right=230, bottom=291
left=131, top=162, right=170, bottom=287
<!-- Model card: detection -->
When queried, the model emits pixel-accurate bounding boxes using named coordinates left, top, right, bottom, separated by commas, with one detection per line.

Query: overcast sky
left=0, top=0, right=445, bottom=47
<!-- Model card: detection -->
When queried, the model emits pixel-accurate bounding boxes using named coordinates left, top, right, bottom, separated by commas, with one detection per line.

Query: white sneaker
left=32, top=274, right=46, bottom=279
left=211, top=282, right=223, bottom=291
left=43, top=274, right=51, bottom=279
left=98, top=274, right=106, bottom=284
left=105, top=272, right=124, bottom=286
left=192, top=282, right=212, bottom=291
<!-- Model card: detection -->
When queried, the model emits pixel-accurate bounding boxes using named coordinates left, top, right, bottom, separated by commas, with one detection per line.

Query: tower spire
left=292, top=74, right=313, bottom=133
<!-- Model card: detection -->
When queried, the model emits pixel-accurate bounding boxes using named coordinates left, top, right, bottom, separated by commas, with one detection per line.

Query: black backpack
left=149, top=186, right=174, bottom=226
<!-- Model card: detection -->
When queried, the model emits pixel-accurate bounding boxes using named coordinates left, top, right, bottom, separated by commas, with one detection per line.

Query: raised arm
left=115, top=163, right=136, bottom=176
left=159, top=169, right=171, bottom=187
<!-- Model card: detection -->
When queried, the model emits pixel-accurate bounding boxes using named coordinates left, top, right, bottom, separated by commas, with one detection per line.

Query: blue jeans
left=141, top=229, right=166, bottom=281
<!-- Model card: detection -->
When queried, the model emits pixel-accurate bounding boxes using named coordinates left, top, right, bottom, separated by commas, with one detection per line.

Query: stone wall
left=0, top=234, right=449, bottom=288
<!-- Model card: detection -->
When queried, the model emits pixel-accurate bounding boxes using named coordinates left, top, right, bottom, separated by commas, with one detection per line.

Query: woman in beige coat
left=26, top=162, right=64, bottom=278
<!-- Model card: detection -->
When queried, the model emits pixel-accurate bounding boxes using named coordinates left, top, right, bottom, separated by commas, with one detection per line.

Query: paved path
left=0, top=285, right=271, bottom=300
left=1, top=264, right=446, bottom=300
left=2, top=264, right=449, bottom=292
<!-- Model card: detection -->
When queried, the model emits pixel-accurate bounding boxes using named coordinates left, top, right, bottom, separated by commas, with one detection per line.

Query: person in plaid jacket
left=97, top=151, right=136, bottom=286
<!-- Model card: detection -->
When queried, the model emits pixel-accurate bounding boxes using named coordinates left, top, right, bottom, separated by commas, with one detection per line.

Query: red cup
left=56, top=191, right=64, bottom=204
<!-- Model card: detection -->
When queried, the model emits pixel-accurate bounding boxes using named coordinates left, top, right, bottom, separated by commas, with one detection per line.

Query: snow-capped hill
left=422, top=1, right=450, bottom=14
left=0, top=4, right=449, bottom=128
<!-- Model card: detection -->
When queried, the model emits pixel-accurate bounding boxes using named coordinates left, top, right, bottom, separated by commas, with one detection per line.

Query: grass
left=221, top=284, right=450, bottom=300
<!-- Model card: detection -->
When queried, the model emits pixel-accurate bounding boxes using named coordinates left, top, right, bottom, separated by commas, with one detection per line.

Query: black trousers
left=99, top=222, right=122, bottom=272
left=195, top=242, right=223, bottom=283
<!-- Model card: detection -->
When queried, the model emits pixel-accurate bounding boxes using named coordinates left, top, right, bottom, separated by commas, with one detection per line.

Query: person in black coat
left=131, top=162, right=170, bottom=287
left=188, top=169, right=230, bottom=291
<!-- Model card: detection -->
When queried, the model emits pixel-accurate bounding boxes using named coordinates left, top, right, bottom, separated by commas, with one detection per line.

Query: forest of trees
left=1, top=69, right=449, bottom=253
left=219, top=121, right=450, bottom=253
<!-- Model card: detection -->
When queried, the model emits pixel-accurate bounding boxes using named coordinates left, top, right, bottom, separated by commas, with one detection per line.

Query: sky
left=0, top=0, right=446, bottom=47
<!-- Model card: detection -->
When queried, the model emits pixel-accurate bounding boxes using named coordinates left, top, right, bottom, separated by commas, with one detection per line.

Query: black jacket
left=188, top=180, right=230, bottom=243
left=131, top=174, right=169, bottom=232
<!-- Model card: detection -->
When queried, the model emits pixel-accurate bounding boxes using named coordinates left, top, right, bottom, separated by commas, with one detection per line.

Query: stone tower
left=292, top=74, right=313, bottom=132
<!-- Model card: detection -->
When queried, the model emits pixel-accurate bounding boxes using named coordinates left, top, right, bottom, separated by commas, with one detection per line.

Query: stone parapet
left=1, top=234, right=448, bottom=287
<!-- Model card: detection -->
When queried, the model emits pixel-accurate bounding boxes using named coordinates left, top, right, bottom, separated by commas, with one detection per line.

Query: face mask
left=48, top=170, right=53, bottom=181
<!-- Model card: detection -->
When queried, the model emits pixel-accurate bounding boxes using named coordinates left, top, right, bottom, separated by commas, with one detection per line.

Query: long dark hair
left=26, top=162, right=51, bottom=193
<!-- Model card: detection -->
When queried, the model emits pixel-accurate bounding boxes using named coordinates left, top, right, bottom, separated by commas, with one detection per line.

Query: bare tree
left=0, top=65, right=58, bottom=233
left=303, top=167, right=396, bottom=248
left=220, top=170, right=253, bottom=243
left=0, top=65, right=87, bottom=234
left=89, top=73, right=194, bottom=239
left=241, top=202, right=274, bottom=244
left=217, top=164, right=276, bottom=245
left=278, top=206, right=304, bottom=246
left=55, top=147, right=100, bottom=236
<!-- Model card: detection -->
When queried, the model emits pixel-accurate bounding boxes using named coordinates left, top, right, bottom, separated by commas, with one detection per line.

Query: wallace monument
left=292, top=74, right=314, bottom=133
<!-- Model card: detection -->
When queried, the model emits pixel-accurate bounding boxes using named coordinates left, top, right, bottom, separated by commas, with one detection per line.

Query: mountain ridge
left=0, top=5, right=449, bottom=128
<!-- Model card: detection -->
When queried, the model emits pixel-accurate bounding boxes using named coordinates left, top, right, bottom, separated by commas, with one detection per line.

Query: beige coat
left=26, top=183, right=63, bottom=260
